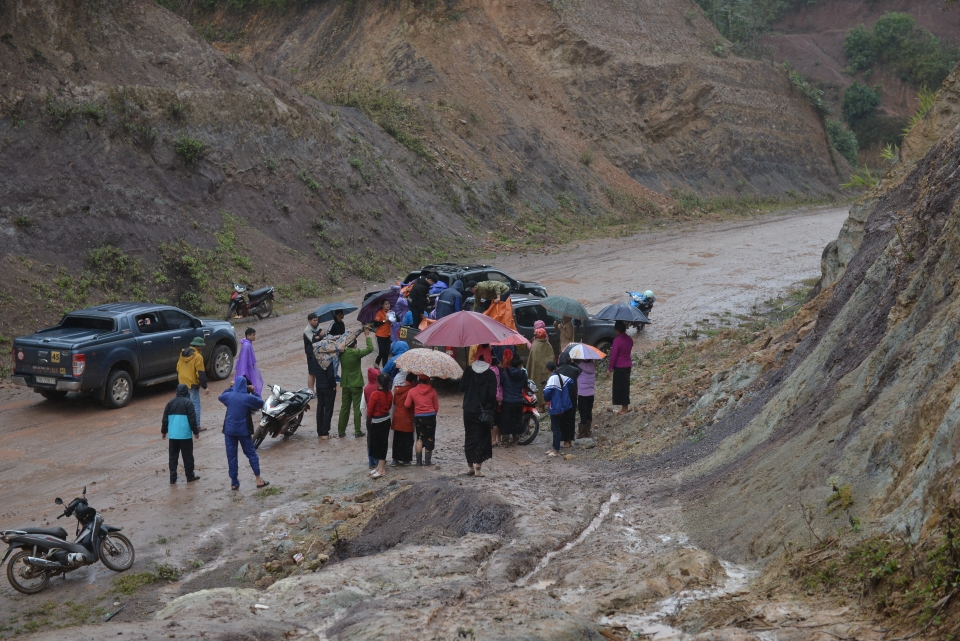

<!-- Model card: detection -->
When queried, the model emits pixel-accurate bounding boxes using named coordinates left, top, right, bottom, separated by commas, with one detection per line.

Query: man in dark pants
left=314, top=346, right=338, bottom=440
left=162, top=384, right=201, bottom=484
left=408, top=272, right=437, bottom=329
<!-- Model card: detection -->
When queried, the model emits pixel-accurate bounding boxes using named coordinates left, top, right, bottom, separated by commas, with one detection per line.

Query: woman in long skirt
left=499, top=356, right=527, bottom=444
left=459, top=357, right=497, bottom=477
left=608, top=321, right=634, bottom=414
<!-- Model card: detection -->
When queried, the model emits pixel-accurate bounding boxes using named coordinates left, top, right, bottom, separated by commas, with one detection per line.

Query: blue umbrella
left=314, top=301, right=358, bottom=323
left=593, top=302, right=650, bottom=323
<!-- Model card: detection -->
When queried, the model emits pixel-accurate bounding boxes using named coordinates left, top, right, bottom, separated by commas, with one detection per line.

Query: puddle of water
left=516, top=493, right=620, bottom=588
left=598, top=560, right=756, bottom=640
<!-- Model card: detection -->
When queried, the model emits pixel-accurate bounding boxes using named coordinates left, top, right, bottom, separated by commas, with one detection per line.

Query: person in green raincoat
left=337, top=327, right=375, bottom=437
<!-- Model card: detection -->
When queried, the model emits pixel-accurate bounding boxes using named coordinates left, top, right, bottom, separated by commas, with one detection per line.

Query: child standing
left=367, top=373, right=394, bottom=479
left=391, top=372, right=417, bottom=465
left=405, top=375, right=440, bottom=466
left=576, top=359, right=596, bottom=438
left=542, top=362, right=573, bottom=458
left=373, top=300, right=393, bottom=368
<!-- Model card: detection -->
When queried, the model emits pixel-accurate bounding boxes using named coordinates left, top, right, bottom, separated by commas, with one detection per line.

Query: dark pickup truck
left=12, top=303, right=238, bottom=409
left=398, top=295, right=616, bottom=370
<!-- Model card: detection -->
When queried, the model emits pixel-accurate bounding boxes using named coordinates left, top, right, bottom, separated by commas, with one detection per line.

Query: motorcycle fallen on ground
left=254, top=384, right=315, bottom=449
left=226, top=283, right=275, bottom=321
left=517, top=380, right=540, bottom=446
left=626, top=290, right=655, bottom=330
left=1, top=487, right=134, bottom=594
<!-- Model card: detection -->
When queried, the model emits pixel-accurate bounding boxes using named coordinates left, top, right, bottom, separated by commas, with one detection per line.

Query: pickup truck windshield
left=60, top=316, right=116, bottom=331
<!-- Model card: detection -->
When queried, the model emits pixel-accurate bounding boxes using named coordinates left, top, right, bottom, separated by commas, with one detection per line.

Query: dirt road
left=0, top=206, right=847, bottom=636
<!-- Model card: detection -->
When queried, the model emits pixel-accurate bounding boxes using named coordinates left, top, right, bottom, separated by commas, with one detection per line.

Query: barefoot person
left=460, top=356, right=497, bottom=477
left=406, top=374, right=439, bottom=466
left=609, top=321, right=633, bottom=414
left=219, top=375, right=269, bottom=491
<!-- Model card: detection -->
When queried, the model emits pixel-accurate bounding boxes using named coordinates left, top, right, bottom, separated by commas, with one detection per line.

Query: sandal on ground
left=474, top=470, right=485, bottom=478
left=231, top=485, right=239, bottom=491
left=371, top=471, right=383, bottom=479
left=467, top=468, right=475, bottom=476
left=256, top=481, right=270, bottom=489
left=546, top=451, right=558, bottom=457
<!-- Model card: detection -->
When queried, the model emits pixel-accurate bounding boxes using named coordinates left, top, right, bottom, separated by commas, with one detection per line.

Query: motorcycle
left=517, top=380, right=540, bottom=446
left=226, top=283, right=275, bottom=321
left=1, top=487, right=134, bottom=594
left=626, top=290, right=655, bottom=330
left=253, top=384, right=315, bottom=449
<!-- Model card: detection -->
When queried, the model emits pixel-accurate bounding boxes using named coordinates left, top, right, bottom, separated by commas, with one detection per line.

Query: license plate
left=35, top=377, right=56, bottom=385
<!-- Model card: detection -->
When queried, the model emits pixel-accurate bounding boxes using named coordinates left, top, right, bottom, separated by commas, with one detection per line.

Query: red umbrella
left=415, top=311, right=524, bottom=348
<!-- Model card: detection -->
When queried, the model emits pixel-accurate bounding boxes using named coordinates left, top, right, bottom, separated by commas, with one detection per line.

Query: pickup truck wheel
left=208, top=345, right=234, bottom=381
left=38, top=390, right=68, bottom=401
left=102, top=370, right=133, bottom=409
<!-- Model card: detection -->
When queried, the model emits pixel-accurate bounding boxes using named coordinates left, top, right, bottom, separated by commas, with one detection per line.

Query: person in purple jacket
left=608, top=321, right=633, bottom=415
left=235, top=328, right=264, bottom=396
left=575, top=358, right=596, bottom=437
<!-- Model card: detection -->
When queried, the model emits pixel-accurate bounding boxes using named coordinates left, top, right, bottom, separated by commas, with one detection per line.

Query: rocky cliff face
left=187, top=0, right=843, bottom=198
left=679, top=64, right=960, bottom=561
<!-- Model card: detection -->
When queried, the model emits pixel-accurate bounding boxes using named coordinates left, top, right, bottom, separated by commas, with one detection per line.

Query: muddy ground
left=0, top=206, right=848, bottom=639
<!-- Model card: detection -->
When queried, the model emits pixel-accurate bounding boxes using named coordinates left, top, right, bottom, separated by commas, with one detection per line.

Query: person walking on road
left=406, top=374, right=439, bottom=466
left=609, top=321, right=634, bottom=415
left=542, top=361, right=573, bottom=458
left=373, top=300, right=393, bottom=368
left=218, top=375, right=268, bottom=491
left=460, top=356, right=497, bottom=477
left=235, top=328, right=264, bottom=397
left=526, top=328, right=553, bottom=407
left=176, top=337, right=208, bottom=430
left=391, top=372, right=417, bottom=465
left=575, top=358, right=596, bottom=438
left=338, top=327, right=374, bottom=438
left=367, top=372, right=394, bottom=479
left=304, top=312, right=324, bottom=389
left=162, top=384, right=201, bottom=484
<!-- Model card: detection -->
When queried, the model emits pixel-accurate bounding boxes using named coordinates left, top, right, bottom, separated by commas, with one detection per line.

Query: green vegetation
left=841, top=82, right=881, bottom=126
left=297, top=168, right=321, bottom=192
left=174, top=135, right=207, bottom=166
left=111, top=563, right=181, bottom=595
left=825, top=119, right=858, bottom=166
left=903, top=85, right=937, bottom=136
left=843, top=12, right=958, bottom=89
left=254, top=485, right=283, bottom=499
left=306, top=80, right=432, bottom=160
left=784, top=64, right=830, bottom=116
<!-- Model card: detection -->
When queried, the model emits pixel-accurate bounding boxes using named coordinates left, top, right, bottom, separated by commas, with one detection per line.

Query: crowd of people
left=161, top=276, right=636, bottom=488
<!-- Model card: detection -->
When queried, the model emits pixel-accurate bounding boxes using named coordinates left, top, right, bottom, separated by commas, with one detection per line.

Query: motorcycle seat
left=249, top=286, right=273, bottom=299
left=21, top=527, right=68, bottom=539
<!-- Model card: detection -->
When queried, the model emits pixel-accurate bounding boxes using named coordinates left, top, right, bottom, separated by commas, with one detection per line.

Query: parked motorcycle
left=253, top=384, right=315, bottom=449
left=626, top=290, right=655, bottom=330
left=1, top=487, right=134, bottom=594
left=517, top=380, right=540, bottom=446
left=226, top=283, right=275, bottom=321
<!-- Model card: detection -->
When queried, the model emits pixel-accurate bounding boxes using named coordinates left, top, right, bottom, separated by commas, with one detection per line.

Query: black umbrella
left=314, top=302, right=358, bottom=323
left=593, top=302, right=650, bottom=323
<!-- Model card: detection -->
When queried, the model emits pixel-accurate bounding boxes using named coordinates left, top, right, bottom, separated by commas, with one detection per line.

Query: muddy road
left=0, top=206, right=847, bottom=638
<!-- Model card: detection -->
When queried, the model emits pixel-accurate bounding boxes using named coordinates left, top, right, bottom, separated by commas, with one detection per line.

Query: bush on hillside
left=825, top=119, right=858, bottom=167
left=842, top=83, right=881, bottom=126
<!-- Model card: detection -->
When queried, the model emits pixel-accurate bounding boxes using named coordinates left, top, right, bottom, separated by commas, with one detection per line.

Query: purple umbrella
left=357, top=288, right=402, bottom=323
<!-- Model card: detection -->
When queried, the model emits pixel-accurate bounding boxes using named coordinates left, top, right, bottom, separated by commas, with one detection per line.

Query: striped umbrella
left=562, top=342, right=606, bottom=360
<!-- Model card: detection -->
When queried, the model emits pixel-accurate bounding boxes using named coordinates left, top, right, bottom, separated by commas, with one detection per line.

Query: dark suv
left=404, top=264, right=547, bottom=298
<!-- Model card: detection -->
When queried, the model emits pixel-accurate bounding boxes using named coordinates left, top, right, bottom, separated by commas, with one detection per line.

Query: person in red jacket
left=367, top=372, right=394, bottom=479
left=405, top=374, right=440, bottom=466
left=363, top=368, right=381, bottom=469
left=391, top=372, right=417, bottom=466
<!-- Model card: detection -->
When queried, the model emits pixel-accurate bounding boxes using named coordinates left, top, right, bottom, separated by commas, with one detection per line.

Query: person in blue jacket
left=382, top=340, right=410, bottom=379
left=435, top=280, right=464, bottom=319
left=219, top=375, right=269, bottom=491
left=162, top=384, right=201, bottom=484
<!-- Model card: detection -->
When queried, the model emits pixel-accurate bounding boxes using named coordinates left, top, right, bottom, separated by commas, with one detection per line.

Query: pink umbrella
left=415, top=311, right=525, bottom=348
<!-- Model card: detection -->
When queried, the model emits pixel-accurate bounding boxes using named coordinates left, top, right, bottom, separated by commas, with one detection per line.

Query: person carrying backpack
left=542, top=361, right=573, bottom=458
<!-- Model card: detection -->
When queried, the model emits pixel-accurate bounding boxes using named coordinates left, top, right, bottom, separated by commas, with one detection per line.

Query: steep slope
left=0, top=0, right=473, bottom=335
left=676, top=65, right=960, bottom=563
left=189, top=0, right=843, bottom=198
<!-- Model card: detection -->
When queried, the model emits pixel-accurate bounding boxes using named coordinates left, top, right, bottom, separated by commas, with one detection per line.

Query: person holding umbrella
left=609, top=321, right=634, bottom=414
left=555, top=316, right=575, bottom=351
left=304, top=312, right=325, bottom=390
